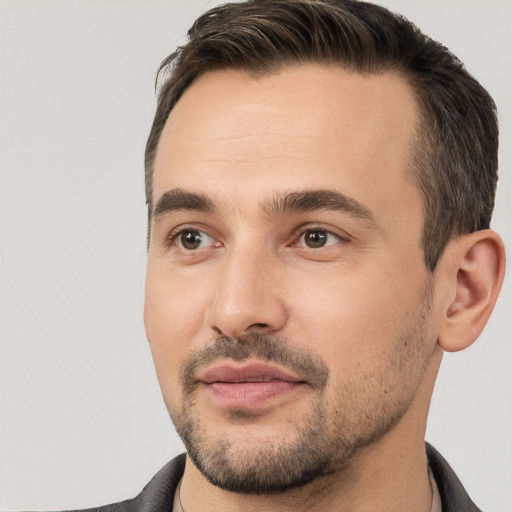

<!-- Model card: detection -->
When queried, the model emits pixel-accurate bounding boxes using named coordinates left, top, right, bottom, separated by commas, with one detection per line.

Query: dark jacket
left=74, top=444, right=482, bottom=511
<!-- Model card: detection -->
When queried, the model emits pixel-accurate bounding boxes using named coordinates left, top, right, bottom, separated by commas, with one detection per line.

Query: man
left=17, top=0, right=506, bottom=510
left=99, top=0, right=505, bottom=510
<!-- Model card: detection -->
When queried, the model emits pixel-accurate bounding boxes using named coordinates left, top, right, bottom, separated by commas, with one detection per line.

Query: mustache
left=180, top=333, right=329, bottom=393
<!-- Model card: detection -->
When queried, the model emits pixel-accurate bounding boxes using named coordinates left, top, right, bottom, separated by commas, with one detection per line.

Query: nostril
left=209, top=322, right=273, bottom=339
left=248, top=323, right=269, bottom=331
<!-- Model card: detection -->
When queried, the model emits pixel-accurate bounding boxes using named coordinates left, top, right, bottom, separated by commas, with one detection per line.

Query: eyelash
left=167, top=224, right=350, bottom=251
left=168, top=224, right=218, bottom=249
left=290, top=225, right=348, bottom=248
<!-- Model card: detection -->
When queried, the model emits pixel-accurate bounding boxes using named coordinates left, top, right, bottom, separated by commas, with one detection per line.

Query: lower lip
left=205, top=380, right=303, bottom=408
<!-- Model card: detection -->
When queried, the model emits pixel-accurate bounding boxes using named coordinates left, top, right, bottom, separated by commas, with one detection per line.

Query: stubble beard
left=167, top=285, right=434, bottom=495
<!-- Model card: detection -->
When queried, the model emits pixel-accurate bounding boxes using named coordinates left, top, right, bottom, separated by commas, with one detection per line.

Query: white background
left=0, top=0, right=511, bottom=510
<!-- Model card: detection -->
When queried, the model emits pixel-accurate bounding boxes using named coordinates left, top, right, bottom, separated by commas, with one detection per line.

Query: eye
left=174, top=229, right=216, bottom=250
left=296, top=229, right=341, bottom=249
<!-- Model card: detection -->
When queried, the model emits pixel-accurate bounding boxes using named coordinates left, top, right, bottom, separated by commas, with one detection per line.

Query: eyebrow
left=153, top=188, right=215, bottom=218
left=263, top=189, right=375, bottom=222
left=153, top=187, right=375, bottom=224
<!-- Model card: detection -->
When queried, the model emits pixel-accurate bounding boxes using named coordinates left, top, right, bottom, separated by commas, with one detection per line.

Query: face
left=144, top=65, right=438, bottom=493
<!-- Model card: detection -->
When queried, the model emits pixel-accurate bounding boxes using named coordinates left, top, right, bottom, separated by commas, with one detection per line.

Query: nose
left=205, top=245, right=288, bottom=338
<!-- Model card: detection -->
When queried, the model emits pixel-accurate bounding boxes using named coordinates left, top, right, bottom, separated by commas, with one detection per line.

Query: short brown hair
left=145, top=0, right=498, bottom=270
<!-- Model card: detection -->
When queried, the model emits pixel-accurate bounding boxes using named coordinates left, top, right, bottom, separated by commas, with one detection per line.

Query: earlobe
left=438, top=230, right=506, bottom=352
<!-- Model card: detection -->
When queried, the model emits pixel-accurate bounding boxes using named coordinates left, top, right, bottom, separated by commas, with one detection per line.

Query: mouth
left=198, top=361, right=307, bottom=409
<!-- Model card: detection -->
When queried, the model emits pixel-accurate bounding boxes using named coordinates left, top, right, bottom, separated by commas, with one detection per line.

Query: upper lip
left=199, top=361, right=304, bottom=384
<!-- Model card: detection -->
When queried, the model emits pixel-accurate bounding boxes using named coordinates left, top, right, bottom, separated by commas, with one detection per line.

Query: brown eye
left=298, top=229, right=340, bottom=249
left=177, top=230, right=213, bottom=250
left=304, top=230, right=327, bottom=248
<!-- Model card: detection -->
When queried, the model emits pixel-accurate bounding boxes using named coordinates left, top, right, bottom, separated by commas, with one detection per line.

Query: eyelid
left=289, top=224, right=352, bottom=247
left=167, top=224, right=220, bottom=248
left=164, top=222, right=351, bottom=250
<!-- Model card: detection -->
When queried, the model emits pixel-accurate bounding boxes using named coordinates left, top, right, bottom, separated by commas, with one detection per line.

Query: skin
left=144, top=64, right=505, bottom=511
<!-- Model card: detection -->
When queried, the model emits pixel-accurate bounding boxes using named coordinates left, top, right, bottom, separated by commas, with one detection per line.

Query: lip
left=198, top=361, right=306, bottom=409
left=200, top=361, right=303, bottom=384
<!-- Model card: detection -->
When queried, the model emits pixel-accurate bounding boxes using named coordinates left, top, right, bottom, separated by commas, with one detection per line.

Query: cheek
left=145, top=260, right=212, bottom=335
left=144, top=266, right=213, bottom=389
left=288, top=263, right=426, bottom=373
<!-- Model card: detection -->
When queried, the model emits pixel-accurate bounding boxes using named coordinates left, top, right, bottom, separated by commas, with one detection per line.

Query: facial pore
left=169, top=283, right=433, bottom=494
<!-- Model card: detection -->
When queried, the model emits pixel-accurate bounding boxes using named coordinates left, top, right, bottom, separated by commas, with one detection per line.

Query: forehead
left=153, top=64, right=421, bottom=226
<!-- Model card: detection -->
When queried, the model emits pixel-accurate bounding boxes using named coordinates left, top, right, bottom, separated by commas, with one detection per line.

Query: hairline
left=146, top=62, right=430, bottom=259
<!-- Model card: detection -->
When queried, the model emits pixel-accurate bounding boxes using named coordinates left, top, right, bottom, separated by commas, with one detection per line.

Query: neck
left=180, top=347, right=443, bottom=512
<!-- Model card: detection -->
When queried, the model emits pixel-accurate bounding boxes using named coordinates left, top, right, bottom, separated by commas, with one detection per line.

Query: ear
left=437, top=229, right=506, bottom=352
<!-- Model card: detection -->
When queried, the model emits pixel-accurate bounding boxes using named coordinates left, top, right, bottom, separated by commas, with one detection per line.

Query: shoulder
left=426, top=443, right=483, bottom=512
left=71, top=453, right=186, bottom=512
